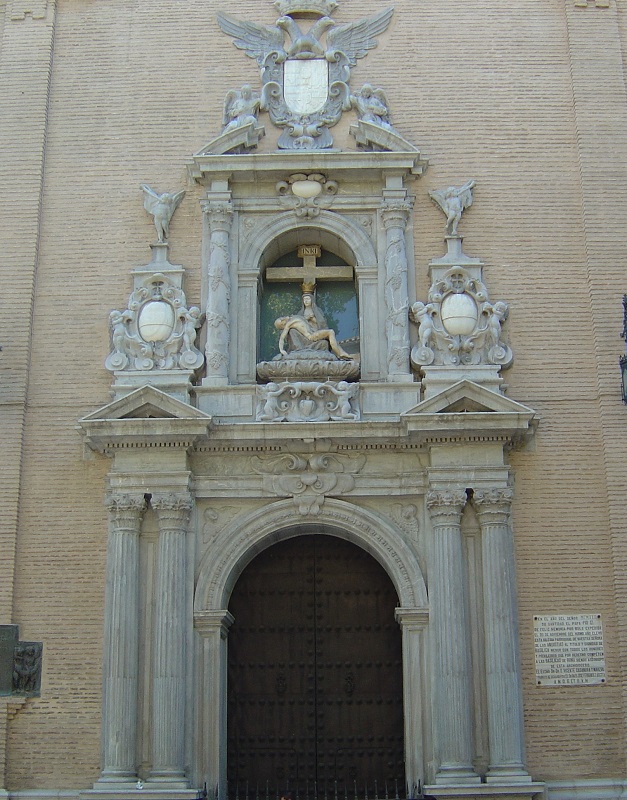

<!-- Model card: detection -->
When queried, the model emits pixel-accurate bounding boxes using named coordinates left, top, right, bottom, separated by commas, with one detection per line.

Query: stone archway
left=193, top=499, right=429, bottom=800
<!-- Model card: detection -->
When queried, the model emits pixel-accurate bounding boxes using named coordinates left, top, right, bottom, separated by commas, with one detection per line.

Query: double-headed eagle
left=216, top=7, right=394, bottom=66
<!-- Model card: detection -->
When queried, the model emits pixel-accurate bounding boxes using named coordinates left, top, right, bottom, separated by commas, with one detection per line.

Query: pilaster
left=149, top=492, right=193, bottom=786
left=194, top=611, right=234, bottom=800
left=473, top=489, right=529, bottom=784
left=426, top=489, right=480, bottom=785
left=395, top=608, right=429, bottom=797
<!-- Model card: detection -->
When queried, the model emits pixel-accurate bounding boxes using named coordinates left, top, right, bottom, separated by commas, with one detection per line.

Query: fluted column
left=426, top=489, right=480, bottom=785
left=98, top=493, right=146, bottom=783
left=381, top=201, right=413, bottom=382
left=473, top=489, right=530, bottom=783
left=395, top=608, right=429, bottom=797
left=203, top=201, right=233, bottom=386
left=194, top=610, right=234, bottom=800
left=150, top=492, right=193, bottom=784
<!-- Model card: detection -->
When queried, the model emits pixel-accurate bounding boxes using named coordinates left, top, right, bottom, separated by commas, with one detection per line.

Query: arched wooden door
left=227, top=535, right=404, bottom=797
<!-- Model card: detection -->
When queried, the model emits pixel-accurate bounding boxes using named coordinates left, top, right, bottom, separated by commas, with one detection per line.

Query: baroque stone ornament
left=141, top=185, right=185, bottom=244
left=12, top=642, right=43, bottom=696
left=409, top=267, right=513, bottom=369
left=216, top=3, right=393, bottom=150
left=256, top=380, right=360, bottom=422
left=251, top=452, right=366, bottom=514
left=429, top=180, right=475, bottom=236
left=105, top=273, right=205, bottom=373
left=350, top=84, right=394, bottom=130
left=276, top=172, right=339, bottom=217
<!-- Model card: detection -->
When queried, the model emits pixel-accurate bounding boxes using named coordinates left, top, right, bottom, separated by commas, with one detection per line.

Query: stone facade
left=1, top=1, right=627, bottom=800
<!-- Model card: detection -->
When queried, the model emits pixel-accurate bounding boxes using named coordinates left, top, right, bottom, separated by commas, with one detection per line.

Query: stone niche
left=188, top=148, right=428, bottom=423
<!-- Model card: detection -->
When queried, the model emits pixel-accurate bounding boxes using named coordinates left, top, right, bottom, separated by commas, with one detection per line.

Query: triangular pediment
left=80, top=385, right=212, bottom=423
left=402, top=380, right=536, bottom=416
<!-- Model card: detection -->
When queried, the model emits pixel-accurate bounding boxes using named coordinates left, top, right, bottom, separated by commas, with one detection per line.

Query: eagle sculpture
left=216, top=7, right=394, bottom=66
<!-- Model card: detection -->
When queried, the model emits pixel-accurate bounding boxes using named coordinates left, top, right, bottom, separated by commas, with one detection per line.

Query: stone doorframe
left=192, top=498, right=430, bottom=800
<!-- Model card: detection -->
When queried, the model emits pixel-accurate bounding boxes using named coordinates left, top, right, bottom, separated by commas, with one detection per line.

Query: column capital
left=473, top=487, right=514, bottom=524
left=202, top=200, right=234, bottom=231
left=395, top=607, right=429, bottom=630
left=151, top=492, right=193, bottom=526
left=426, top=489, right=467, bottom=525
left=381, top=199, right=413, bottom=229
left=194, top=610, right=235, bottom=639
left=104, top=493, right=146, bottom=530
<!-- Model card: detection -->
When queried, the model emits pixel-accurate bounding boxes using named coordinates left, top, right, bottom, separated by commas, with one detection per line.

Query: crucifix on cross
left=265, top=245, right=353, bottom=289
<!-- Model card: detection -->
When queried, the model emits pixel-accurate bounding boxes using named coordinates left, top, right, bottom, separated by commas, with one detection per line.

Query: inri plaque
left=534, top=614, right=606, bottom=686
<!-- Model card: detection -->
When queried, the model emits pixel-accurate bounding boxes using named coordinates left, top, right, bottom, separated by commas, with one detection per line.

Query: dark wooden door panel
left=227, top=535, right=403, bottom=795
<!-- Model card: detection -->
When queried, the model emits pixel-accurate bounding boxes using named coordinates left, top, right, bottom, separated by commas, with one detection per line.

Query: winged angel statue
left=216, top=5, right=393, bottom=150
left=141, top=185, right=185, bottom=243
left=429, top=180, right=476, bottom=236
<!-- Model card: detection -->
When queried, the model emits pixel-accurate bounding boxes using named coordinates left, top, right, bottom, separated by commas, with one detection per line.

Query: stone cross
left=265, top=245, right=353, bottom=288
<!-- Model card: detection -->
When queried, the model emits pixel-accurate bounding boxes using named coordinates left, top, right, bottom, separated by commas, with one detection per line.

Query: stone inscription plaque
left=534, top=614, right=606, bottom=686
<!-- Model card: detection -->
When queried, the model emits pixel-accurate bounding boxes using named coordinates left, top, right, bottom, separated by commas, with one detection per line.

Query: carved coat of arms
left=217, top=0, right=393, bottom=150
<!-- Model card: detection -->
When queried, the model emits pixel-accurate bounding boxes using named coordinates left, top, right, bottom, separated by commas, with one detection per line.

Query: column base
left=83, top=789, right=200, bottom=800
left=423, top=782, right=545, bottom=800
left=435, top=767, right=482, bottom=785
left=145, top=777, right=189, bottom=790
left=94, top=774, right=139, bottom=787
left=485, top=767, right=532, bottom=784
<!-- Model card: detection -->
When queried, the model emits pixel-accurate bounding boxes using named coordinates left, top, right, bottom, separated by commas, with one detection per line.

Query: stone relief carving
left=256, top=380, right=360, bottom=422
left=390, top=502, right=420, bottom=537
left=257, top=284, right=359, bottom=381
left=382, top=200, right=413, bottom=379
left=12, top=642, right=43, bottom=696
left=202, top=201, right=233, bottom=382
left=276, top=173, right=338, bottom=217
left=216, top=3, right=393, bottom=150
left=429, top=180, right=475, bottom=237
left=251, top=452, right=366, bottom=514
left=409, top=267, right=513, bottom=369
left=141, top=185, right=185, bottom=244
left=105, top=274, right=204, bottom=373
left=202, top=505, right=240, bottom=545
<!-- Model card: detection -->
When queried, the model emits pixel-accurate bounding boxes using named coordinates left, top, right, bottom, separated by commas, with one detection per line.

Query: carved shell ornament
left=215, top=1, right=394, bottom=150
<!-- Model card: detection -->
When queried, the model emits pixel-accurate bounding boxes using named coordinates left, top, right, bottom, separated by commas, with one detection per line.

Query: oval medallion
left=138, top=301, right=175, bottom=342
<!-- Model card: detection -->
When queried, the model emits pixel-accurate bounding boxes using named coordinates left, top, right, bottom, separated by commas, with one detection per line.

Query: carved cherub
left=410, top=301, right=437, bottom=349
left=429, top=180, right=476, bottom=236
left=350, top=84, right=393, bottom=130
left=140, top=185, right=185, bottom=243
left=223, top=85, right=261, bottom=133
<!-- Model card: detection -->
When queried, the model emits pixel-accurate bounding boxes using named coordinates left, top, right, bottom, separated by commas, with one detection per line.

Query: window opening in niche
left=259, top=248, right=359, bottom=363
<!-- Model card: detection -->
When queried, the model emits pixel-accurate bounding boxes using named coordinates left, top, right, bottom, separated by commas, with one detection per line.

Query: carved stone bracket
left=105, top=273, right=204, bottom=373
left=251, top=452, right=366, bottom=514
left=410, top=266, right=513, bottom=370
left=256, top=380, right=360, bottom=422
